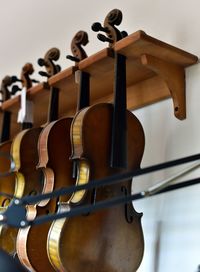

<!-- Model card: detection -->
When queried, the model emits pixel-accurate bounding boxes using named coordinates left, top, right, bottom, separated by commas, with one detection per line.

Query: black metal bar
left=30, top=176, right=200, bottom=226
left=153, top=176, right=200, bottom=196
left=21, top=153, right=200, bottom=205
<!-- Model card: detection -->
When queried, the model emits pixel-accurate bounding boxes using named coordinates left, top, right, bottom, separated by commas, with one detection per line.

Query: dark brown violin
left=55, top=9, right=145, bottom=272
left=46, top=30, right=90, bottom=272
left=0, top=75, right=17, bottom=204
left=0, top=75, right=21, bottom=256
left=0, top=64, right=42, bottom=260
left=16, top=36, right=89, bottom=271
left=15, top=48, right=62, bottom=272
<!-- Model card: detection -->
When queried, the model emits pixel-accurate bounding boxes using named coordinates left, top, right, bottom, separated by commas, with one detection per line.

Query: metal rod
left=21, top=153, right=200, bottom=205
left=30, top=175, right=200, bottom=226
left=143, top=160, right=200, bottom=196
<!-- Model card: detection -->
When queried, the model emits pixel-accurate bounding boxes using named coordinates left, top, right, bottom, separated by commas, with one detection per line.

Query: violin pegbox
left=9, top=63, right=38, bottom=96
left=66, top=30, right=89, bottom=64
left=0, top=75, right=19, bottom=102
left=38, top=47, right=61, bottom=78
left=21, top=63, right=35, bottom=89
left=91, top=9, right=128, bottom=47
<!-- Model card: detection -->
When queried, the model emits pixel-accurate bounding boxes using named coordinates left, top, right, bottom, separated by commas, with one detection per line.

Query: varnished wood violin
left=0, top=63, right=43, bottom=262
left=15, top=49, right=62, bottom=272
left=52, top=9, right=145, bottom=272
left=0, top=75, right=21, bottom=256
left=46, top=30, right=90, bottom=272
left=16, top=33, right=89, bottom=271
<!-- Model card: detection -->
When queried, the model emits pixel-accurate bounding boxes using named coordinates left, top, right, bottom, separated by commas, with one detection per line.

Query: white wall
left=0, top=1, right=200, bottom=271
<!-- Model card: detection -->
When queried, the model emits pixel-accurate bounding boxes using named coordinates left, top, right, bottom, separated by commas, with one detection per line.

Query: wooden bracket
left=140, top=54, right=185, bottom=120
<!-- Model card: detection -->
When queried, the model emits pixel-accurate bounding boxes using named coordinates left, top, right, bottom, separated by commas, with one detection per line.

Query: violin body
left=0, top=141, right=15, bottom=204
left=0, top=127, right=43, bottom=258
left=11, top=127, right=44, bottom=197
left=16, top=117, right=76, bottom=272
left=50, top=103, right=145, bottom=272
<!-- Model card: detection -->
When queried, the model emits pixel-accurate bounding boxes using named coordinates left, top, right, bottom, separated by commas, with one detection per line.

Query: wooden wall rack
left=1, top=30, right=198, bottom=138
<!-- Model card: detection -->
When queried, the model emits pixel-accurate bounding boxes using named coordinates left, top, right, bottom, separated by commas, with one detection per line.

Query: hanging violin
left=15, top=48, right=62, bottom=272
left=0, top=75, right=21, bottom=256
left=54, top=9, right=145, bottom=272
left=0, top=63, right=42, bottom=261
left=15, top=42, right=87, bottom=271
left=46, top=30, right=90, bottom=272
left=0, top=75, right=18, bottom=204
left=16, top=33, right=89, bottom=271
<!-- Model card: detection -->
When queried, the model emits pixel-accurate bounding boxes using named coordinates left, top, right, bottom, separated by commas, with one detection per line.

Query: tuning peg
left=56, top=64, right=61, bottom=73
left=66, top=55, right=80, bottom=63
left=37, top=58, right=46, bottom=67
left=11, top=85, right=22, bottom=95
left=91, top=22, right=109, bottom=33
left=11, top=76, right=22, bottom=83
left=38, top=71, right=50, bottom=78
left=121, top=31, right=128, bottom=38
left=97, top=33, right=113, bottom=44
left=31, top=79, right=39, bottom=84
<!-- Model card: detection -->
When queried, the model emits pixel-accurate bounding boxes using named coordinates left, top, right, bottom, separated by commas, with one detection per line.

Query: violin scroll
left=91, top=9, right=128, bottom=47
left=66, top=30, right=89, bottom=64
left=0, top=75, right=18, bottom=102
left=38, top=47, right=61, bottom=78
left=21, top=63, right=35, bottom=89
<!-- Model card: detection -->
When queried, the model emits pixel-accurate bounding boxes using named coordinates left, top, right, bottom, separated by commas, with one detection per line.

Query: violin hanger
left=38, top=47, right=61, bottom=122
left=17, top=63, right=38, bottom=130
left=92, top=9, right=128, bottom=168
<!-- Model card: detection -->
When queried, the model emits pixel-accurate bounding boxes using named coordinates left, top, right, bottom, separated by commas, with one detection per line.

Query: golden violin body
left=0, top=127, right=43, bottom=258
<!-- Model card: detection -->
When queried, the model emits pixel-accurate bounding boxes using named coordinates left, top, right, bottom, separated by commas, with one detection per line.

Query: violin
left=0, top=75, right=17, bottom=203
left=0, top=63, right=43, bottom=262
left=0, top=75, right=20, bottom=255
left=54, top=9, right=145, bottom=272
left=15, top=48, right=62, bottom=272
left=46, top=30, right=90, bottom=272
left=16, top=42, right=88, bottom=272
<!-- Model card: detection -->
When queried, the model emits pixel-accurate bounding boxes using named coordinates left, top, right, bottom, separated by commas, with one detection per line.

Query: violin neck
left=0, top=111, right=11, bottom=142
left=77, top=71, right=90, bottom=111
left=110, top=53, right=127, bottom=169
left=47, top=87, right=59, bottom=123
left=22, top=122, right=32, bottom=130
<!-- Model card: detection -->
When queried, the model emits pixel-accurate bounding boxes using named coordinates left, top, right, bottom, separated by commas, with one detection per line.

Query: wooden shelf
left=1, top=30, right=198, bottom=138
